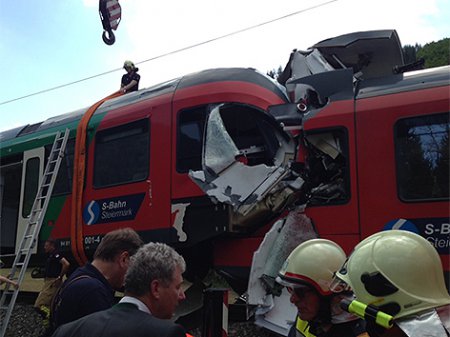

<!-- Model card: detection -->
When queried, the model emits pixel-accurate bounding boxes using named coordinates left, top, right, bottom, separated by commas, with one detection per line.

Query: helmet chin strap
left=396, top=307, right=449, bottom=337
left=308, top=294, right=332, bottom=334
left=330, top=294, right=361, bottom=324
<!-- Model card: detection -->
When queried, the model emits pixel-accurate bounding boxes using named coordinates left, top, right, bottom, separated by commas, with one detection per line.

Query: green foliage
left=402, top=44, right=421, bottom=64
left=417, top=38, right=450, bottom=68
left=266, top=66, right=283, bottom=80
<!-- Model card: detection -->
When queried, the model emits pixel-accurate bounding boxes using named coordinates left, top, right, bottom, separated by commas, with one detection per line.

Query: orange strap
left=70, top=90, right=123, bottom=265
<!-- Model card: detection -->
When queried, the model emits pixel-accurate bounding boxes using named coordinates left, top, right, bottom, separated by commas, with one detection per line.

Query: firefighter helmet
left=276, top=238, right=346, bottom=296
left=123, top=60, right=135, bottom=70
left=335, top=230, right=450, bottom=319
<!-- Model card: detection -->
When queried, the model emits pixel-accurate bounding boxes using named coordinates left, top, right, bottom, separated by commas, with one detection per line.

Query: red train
left=1, top=30, right=448, bottom=293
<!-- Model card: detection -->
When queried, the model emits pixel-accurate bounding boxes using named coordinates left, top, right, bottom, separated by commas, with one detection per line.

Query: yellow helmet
left=123, top=60, right=135, bottom=70
left=335, top=230, right=450, bottom=319
left=277, top=238, right=346, bottom=296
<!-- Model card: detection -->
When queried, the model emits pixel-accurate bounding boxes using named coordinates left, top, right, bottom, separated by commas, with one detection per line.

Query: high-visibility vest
left=295, top=317, right=316, bottom=337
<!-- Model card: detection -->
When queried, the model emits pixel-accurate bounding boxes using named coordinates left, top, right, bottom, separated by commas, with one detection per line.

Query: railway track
left=3, top=290, right=280, bottom=337
left=2, top=268, right=281, bottom=337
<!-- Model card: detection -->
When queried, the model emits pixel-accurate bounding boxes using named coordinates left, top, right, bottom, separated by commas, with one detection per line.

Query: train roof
left=356, top=65, right=450, bottom=99
left=0, top=68, right=285, bottom=146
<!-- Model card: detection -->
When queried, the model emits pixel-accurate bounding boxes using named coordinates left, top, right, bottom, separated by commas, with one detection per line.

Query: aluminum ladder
left=0, top=129, right=69, bottom=337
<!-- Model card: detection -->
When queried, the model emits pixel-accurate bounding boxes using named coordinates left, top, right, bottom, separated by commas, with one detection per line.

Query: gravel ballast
left=4, top=304, right=283, bottom=337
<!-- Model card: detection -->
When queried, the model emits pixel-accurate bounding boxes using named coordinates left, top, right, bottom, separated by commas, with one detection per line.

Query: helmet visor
left=276, top=275, right=313, bottom=290
left=330, top=274, right=351, bottom=293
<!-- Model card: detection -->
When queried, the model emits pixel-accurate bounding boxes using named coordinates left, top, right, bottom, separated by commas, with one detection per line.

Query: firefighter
left=120, top=60, right=140, bottom=93
left=332, top=230, right=450, bottom=337
left=276, top=239, right=368, bottom=337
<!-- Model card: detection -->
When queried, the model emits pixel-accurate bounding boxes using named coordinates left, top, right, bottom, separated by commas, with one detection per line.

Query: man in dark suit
left=51, top=242, right=187, bottom=337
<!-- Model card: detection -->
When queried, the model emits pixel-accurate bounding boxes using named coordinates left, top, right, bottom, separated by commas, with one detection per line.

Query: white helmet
left=123, top=60, right=136, bottom=70
left=335, top=230, right=450, bottom=319
left=277, top=238, right=346, bottom=296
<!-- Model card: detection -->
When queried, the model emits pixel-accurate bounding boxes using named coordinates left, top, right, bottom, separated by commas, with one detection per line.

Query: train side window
left=177, top=106, right=207, bottom=173
left=22, top=157, right=40, bottom=217
left=395, top=112, right=449, bottom=201
left=94, top=119, right=150, bottom=188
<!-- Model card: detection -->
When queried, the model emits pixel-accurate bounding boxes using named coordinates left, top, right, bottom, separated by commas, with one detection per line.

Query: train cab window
left=177, top=103, right=285, bottom=173
left=395, top=112, right=449, bottom=201
left=22, top=157, right=40, bottom=217
left=94, top=119, right=150, bottom=188
left=303, top=128, right=350, bottom=206
left=177, top=106, right=207, bottom=172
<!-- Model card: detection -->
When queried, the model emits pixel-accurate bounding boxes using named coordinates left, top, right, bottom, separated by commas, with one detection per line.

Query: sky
left=0, top=0, right=449, bottom=133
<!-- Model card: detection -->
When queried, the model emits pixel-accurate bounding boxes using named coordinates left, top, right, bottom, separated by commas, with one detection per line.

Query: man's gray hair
left=124, top=242, right=186, bottom=296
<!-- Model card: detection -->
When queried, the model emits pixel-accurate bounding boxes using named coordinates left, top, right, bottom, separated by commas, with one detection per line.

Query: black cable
left=0, top=0, right=338, bottom=106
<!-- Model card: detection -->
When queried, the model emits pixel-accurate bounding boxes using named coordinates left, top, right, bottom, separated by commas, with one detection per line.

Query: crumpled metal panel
left=247, top=207, right=318, bottom=335
left=190, top=104, right=298, bottom=217
left=306, top=132, right=342, bottom=159
left=397, top=308, right=449, bottom=337
left=204, top=108, right=240, bottom=174
left=190, top=161, right=288, bottom=213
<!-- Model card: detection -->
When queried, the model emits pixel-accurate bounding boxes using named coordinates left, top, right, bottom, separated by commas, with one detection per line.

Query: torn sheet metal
left=305, top=132, right=342, bottom=159
left=190, top=163, right=289, bottom=214
left=280, top=30, right=405, bottom=107
left=203, top=107, right=240, bottom=174
left=396, top=308, right=450, bottom=337
left=247, top=207, right=318, bottom=336
left=254, top=288, right=296, bottom=336
left=171, top=203, right=190, bottom=242
left=190, top=103, right=299, bottom=218
left=285, top=49, right=335, bottom=94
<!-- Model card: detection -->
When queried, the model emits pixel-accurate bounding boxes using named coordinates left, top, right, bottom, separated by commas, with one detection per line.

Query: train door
left=16, top=147, right=45, bottom=254
left=355, top=85, right=450, bottom=269
left=301, top=100, right=361, bottom=252
left=0, top=158, right=23, bottom=255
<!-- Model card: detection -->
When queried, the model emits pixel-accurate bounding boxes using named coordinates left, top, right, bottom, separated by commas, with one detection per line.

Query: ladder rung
left=1, top=129, right=69, bottom=334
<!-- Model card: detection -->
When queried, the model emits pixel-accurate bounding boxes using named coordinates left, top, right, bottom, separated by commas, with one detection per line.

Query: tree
left=417, top=38, right=450, bottom=68
left=266, top=66, right=283, bottom=80
left=434, top=132, right=449, bottom=197
left=402, top=44, right=421, bottom=64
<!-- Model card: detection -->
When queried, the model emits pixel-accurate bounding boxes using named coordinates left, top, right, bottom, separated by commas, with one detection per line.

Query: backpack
left=48, top=275, right=93, bottom=334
